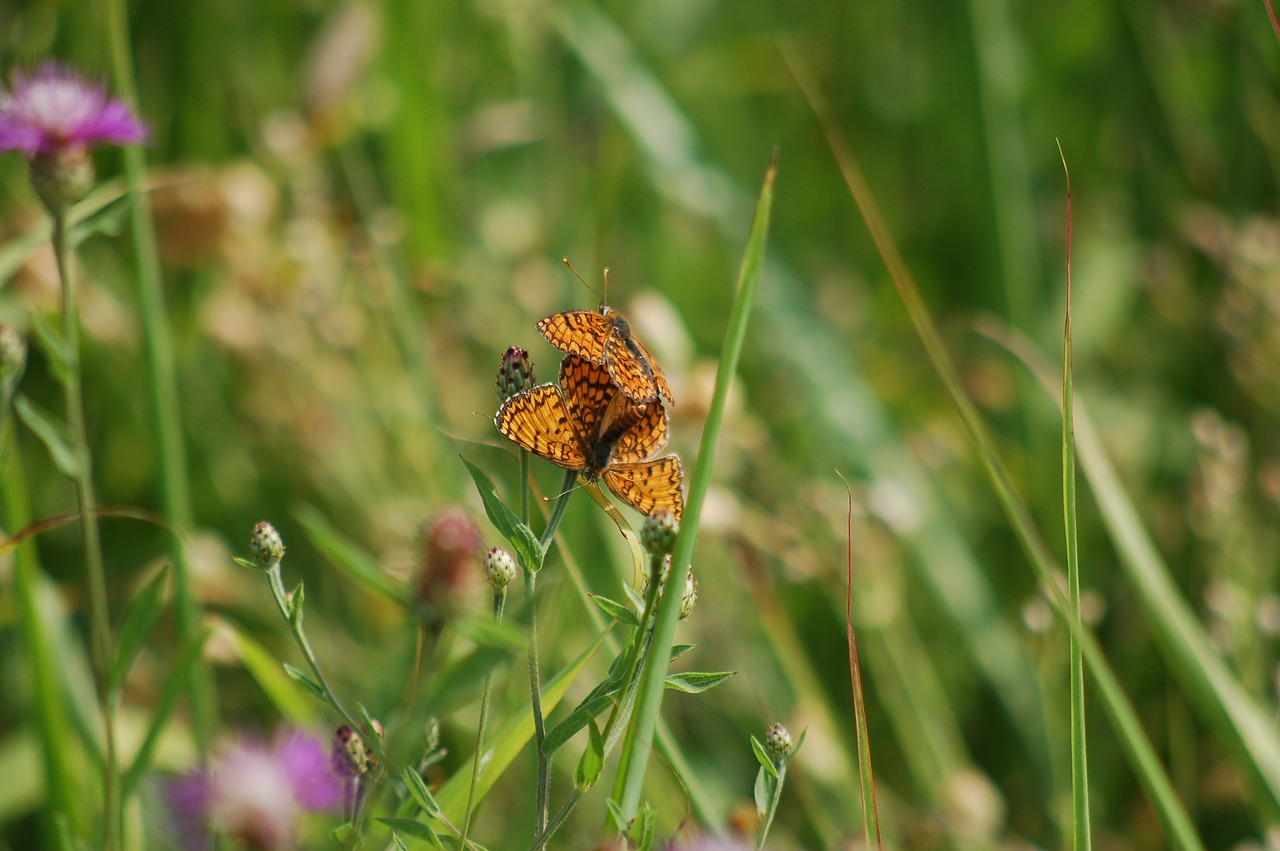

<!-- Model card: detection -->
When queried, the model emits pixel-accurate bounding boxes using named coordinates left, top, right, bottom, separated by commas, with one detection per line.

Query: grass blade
left=617, top=154, right=776, bottom=818
left=795, top=58, right=1206, bottom=851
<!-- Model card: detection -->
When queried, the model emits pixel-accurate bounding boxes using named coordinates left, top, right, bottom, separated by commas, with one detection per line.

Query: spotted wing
left=602, top=455, right=684, bottom=519
left=494, top=385, right=589, bottom=470
left=608, top=400, right=670, bottom=463
left=537, top=310, right=611, bottom=362
left=608, top=330, right=674, bottom=406
left=559, top=354, right=623, bottom=441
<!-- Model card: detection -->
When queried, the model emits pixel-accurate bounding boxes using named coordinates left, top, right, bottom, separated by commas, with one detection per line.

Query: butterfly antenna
left=563, top=257, right=603, bottom=305
left=543, top=476, right=587, bottom=502
left=602, top=267, right=610, bottom=308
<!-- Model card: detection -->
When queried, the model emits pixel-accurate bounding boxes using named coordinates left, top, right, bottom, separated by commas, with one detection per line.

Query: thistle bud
left=417, top=509, right=483, bottom=626
left=679, top=570, right=698, bottom=620
left=483, top=547, right=517, bottom=591
left=249, top=521, right=285, bottom=567
left=496, top=345, right=535, bottom=400
left=765, top=723, right=793, bottom=761
left=640, top=509, right=679, bottom=557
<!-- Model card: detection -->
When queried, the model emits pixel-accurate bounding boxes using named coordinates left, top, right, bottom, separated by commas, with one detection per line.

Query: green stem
left=4, top=419, right=80, bottom=843
left=530, top=553, right=665, bottom=851
left=52, top=211, right=120, bottom=851
left=756, top=763, right=787, bottom=850
left=263, top=564, right=371, bottom=751
left=527, top=469, right=578, bottom=837
left=461, top=590, right=507, bottom=846
left=104, top=0, right=212, bottom=757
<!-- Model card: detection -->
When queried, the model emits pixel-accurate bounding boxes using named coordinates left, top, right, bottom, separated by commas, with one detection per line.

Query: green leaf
left=669, top=643, right=696, bottom=662
left=435, top=628, right=609, bottom=819
left=664, top=671, right=733, bottom=694
left=750, top=735, right=778, bottom=778
left=287, top=581, right=305, bottom=626
left=627, top=800, right=656, bottom=850
left=574, top=720, right=605, bottom=791
left=66, top=191, right=133, bottom=244
left=379, top=818, right=445, bottom=849
left=109, top=567, right=169, bottom=692
left=461, top=458, right=543, bottom=572
left=221, top=621, right=315, bottom=723
left=402, top=767, right=441, bottom=817
left=591, top=594, right=639, bottom=627
left=295, top=505, right=408, bottom=605
left=605, top=799, right=628, bottom=833
left=122, top=626, right=213, bottom=798
left=754, top=765, right=775, bottom=817
left=544, top=675, right=623, bottom=756
left=792, top=728, right=808, bottom=759
left=355, top=703, right=388, bottom=763
left=14, top=395, right=79, bottom=478
left=282, top=664, right=326, bottom=702
left=28, top=313, right=72, bottom=386
left=453, top=615, right=526, bottom=652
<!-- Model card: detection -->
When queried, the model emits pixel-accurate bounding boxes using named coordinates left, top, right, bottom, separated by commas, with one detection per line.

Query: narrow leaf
left=109, top=567, right=169, bottom=692
left=574, top=720, right=605, bottom=791
left=14, top=396, right=79, bottom=478
left=754, top=767, right=774, bottom=817
left=664, top=671, right=733, bottom=694
left=402, top=767, right=442, bottom=816
left=591, top=594, right=639, bottom=627
left=28, top=313, right=72, bottom=385
left=282, top=664, right=326, bottom=703
left=379, top=819, right=445, bottom=849
left=750, top=735, right=778, bottom=778
left=462, top=458, right=543, bottom=571
left=295, top=505, right=408, bottom=604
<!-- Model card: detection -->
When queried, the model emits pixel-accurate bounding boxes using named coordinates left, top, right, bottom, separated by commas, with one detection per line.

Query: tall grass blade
left=1058, top=146, right=1092, bottom=851
left=796, top=57, right=1206, bottom=851
left=986, top=321, right=1280, bottom=812
left=617, top=155, right=776, bottom=818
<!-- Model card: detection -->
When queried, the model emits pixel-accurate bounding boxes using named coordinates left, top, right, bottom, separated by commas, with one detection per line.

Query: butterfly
left=495, top=354, right=684, bottom=519
left=536, top=305, right=675, bottom=407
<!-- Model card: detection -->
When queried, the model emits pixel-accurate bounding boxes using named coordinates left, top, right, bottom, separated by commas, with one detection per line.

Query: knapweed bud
left=640, top=509, right=679, bottom=557
left=0, top=324, right=26, bottom=401
left=765, top=723, right=793, bottom=761
left=30, top=147, right=94, bottom=212
left=483, top=547, right=517, bottom=591
left=496, top=345, right=535, bottom=400
left=249, top=521, right=285, bottom=567
left=331, top=725, right=370, bottom=779
left=417, top=509, right=483, bottom=627
left=679, top=570, right=698, bottom=620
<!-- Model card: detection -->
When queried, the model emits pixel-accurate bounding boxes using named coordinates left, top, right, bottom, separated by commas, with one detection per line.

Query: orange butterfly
left=495, top=354, right=684, bottom=519
left=536, top=306, right=674, bottom=407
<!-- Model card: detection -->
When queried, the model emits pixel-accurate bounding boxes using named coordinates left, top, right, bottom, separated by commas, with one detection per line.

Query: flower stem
left=755, top=762, right=787, bottom=850
left=525, top=469, right=577, bottom=837
left=52, top=211, right=120, bottom=851
left=103, top=0, right=213, bottom=758
left=460, top=590, right=507, bottom=846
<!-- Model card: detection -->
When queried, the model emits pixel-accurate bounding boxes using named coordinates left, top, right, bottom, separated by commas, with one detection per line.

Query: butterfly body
left=495, top=354, right=684, bottom=518
left=537, top=305, right=675, bottom=406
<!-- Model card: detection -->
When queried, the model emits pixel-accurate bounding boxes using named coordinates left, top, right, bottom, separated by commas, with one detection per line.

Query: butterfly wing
left=608, top=401, right=670, bottom=463
left=494, top=385, right=589, bottom=470
left=537, top=310, right=611, bottom=362
left=559, top=354, right=623, bottom=441
left=600, top=317, right=674, bottom=406
left=602, top=455, right=685, bottom=519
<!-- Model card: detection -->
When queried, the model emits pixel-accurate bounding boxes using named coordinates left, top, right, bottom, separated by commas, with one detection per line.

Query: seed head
left=483, top=546, right=518, bottom=591
left=249, top=521, right=285, bottom=567
left=496, top=345, right=535, bottom=401
left=679, top=570, right=698, bottom=620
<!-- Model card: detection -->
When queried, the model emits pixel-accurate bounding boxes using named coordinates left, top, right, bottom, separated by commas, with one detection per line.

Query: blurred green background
left=2, top=0, right=1279, bottom=848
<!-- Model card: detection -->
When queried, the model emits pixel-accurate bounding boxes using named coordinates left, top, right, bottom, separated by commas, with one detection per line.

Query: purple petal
left=275, top=730, right=345, bottom=810
left=162, top=772, right=215, bottom=851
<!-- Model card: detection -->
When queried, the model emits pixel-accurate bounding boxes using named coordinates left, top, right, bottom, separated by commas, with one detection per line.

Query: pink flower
left=163, top=729, right=344, bottom=851
left=0, top=63, right=146, bottom=157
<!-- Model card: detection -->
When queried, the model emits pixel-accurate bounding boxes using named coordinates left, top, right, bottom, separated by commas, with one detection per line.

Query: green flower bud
left=679, top=570, right=698, bottom=620
left=483, top=546, right=517, bottom=591
left=249, top=521, right=285, bottom=567
left=765, top=723, right=793, bottom=761
left=496, top=345, right=535, bottom=401
left=640, top=509, right=679, bottom=557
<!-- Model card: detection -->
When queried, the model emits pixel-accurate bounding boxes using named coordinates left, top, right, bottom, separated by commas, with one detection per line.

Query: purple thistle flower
left=163, top=729, right=344, bottom=851
left=0, top=63, right=146, bottom=157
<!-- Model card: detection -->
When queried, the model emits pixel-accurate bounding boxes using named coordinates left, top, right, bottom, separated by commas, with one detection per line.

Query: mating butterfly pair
left=495, top=306, right=683, bottom=519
